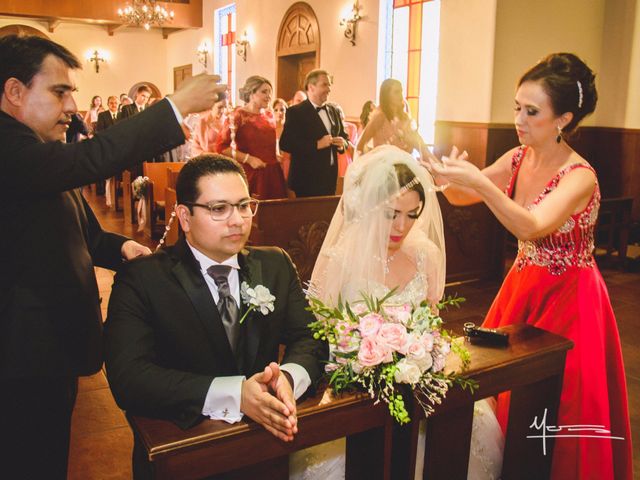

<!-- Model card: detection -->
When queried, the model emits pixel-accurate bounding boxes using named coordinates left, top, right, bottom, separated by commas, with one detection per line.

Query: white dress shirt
left=187, top=242, right=311, bottom=424
left=309, top=100, right=335, bottom=166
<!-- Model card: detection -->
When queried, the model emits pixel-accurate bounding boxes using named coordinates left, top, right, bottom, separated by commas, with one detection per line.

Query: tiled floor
left=67, top=190, right=639, bottom=479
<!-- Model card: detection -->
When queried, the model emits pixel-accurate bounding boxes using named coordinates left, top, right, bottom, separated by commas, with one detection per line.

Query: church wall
left=489, top=0, right=605, bottom=127
left=0, top=18, right=170, bottom=109
left=625, top=0, right=640, bottom=128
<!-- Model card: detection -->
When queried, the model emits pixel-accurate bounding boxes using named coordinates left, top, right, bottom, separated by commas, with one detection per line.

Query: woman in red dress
left=217, top=76, right=287, bottom=200
left=427, top=53, right=632, bottom=479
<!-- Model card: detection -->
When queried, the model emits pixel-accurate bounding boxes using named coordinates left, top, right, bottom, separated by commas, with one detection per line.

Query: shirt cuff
left=202, top=376, right=245, bottom=424
left=280, top=363, right=311, bottom=400
left=165, top=96, right=184, bottom=124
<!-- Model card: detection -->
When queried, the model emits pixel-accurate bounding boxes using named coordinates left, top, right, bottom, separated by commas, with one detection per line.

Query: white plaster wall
left=0, top=17, right=170, bottom=109
left=490, top=0, right=605, bottom=126
left=166, top=0, right=380, bottom=118
left=436, top=0, right=497, bottom=123
left=625, top=0, right=640, bottom=128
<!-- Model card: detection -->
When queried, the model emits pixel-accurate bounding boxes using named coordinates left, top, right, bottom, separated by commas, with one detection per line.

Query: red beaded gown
left=217, top=108, right=287, bottom=200
left=483, top=146, right=633, bottom=480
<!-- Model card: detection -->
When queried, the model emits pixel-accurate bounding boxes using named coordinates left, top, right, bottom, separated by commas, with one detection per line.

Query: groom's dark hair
left=177, top=154, right=249, bottom=212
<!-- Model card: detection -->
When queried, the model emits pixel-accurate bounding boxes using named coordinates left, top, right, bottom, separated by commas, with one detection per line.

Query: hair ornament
left=577, top=80, right=583, bottom=109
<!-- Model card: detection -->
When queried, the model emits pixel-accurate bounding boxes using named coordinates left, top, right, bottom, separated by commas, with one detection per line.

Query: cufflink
left=222, top=408, right=229, bottom=417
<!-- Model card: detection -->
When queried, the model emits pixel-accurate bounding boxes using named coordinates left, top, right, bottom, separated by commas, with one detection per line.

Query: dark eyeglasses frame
left=182, top=199, right=260, bottom=221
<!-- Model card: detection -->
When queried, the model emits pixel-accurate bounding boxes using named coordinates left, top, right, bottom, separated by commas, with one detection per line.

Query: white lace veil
left=310, top=145, right=445, bottom=305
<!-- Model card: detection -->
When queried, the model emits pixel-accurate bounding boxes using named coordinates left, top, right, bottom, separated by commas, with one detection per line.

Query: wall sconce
left=340, top=1, right=362, bottom=46
left=86, top=50, right=106, bottom=73
left=236, top=31, right=249, bottom=62
left=197, top=43, right=209, bottom=69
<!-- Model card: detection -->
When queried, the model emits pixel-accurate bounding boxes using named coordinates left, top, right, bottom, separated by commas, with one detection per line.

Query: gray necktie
left=207, top=265, right=240, bottom=353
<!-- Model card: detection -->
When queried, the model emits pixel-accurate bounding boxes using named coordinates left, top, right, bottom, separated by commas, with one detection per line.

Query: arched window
left=215, top=4, right=236, bottom=104
left=379, top=0, right=440, bottom=145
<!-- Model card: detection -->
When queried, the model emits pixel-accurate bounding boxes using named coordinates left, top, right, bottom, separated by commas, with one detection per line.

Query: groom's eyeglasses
left=182, top=199, right=259, bottom=221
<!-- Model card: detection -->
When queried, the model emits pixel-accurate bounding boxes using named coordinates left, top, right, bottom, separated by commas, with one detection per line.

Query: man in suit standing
left=119, top=84, right=152, bottom=121
left=105, top=155, right=326, bottom=477
left=0, top=35, right=225, bottom=479
left=279, top=69, right=349, bottom=197
left=96, top=95, right=120, bottom=203
left=96, top=95, right=119, bottom=132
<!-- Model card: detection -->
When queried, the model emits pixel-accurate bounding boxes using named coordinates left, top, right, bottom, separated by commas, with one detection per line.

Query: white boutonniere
left=239, top=282, right=276, bottom=324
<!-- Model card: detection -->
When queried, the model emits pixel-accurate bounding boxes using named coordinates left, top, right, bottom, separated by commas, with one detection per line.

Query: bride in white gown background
left=290, top=145, right=504, bottom=479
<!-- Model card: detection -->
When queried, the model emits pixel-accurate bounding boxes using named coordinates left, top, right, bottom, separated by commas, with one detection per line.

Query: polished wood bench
left=127, top=324, right=571, bottom=480
left=394, top=323, right=573, bottom=480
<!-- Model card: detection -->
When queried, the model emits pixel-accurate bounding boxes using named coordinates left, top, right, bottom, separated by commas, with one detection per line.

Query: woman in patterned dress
left=426, top=53, right=632, bottom=480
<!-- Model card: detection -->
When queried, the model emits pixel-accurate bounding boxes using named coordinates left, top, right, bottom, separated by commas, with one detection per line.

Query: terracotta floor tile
left=72, top=387, right=128, bottom=436
left=68, top=426, right=132, bottom=480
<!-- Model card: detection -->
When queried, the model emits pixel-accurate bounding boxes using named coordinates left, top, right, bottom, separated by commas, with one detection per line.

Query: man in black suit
left=0, top=35, right=225, bottom=479
left=104, top=155, right=326, bottom=476
left=95, top=95, right=119, bottom=132
left=118, top=84, right=152, bottom=121
left=279, top=69, right=349, bottom=197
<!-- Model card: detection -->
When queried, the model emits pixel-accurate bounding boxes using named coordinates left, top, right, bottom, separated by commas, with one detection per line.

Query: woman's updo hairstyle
left=238, top=75, right=272, bottom=104
left=518, top=53, right=597, bottom=135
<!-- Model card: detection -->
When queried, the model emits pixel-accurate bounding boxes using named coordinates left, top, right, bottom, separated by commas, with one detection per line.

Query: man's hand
left=121, top=240, right=152, bottom=260
left=331, top=137, right=346, bottom=150
left=265, top=363, right=298, bottom=434
left=317, top=134, right=333, bottom=150
left=169, top=74, right=227, bottom=117
left=240, top=364, right=296, bottom=442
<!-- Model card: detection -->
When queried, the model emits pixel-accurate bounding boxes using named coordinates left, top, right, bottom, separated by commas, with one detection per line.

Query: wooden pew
left=249, top=195, right=341, bottom=284
left=142, top=162, right=185, bottom=238
left=596, top=196, right=633, bottom=268
left=393, top=323, right=572, bottom=480
left=127, top=324, right=571, bottom=480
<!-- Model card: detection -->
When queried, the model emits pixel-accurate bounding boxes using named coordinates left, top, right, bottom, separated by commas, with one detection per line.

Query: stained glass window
left=216, top=4, right=236, bottom=105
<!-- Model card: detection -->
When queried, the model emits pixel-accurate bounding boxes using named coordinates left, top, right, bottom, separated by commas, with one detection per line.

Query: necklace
left=384, top=252, right=397, bottom=275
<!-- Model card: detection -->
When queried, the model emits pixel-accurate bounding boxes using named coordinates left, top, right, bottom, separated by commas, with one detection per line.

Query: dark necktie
left=207, top=265, right=240, bottom=353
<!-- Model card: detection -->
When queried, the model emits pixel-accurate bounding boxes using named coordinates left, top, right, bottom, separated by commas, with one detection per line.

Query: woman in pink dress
left=192, top=98, right=227, bottom=155
left=427, top=53, right=632, bottom=480
left=217, top=76, right=287, bottom=200
left=356, top=79, right=424, bottom=156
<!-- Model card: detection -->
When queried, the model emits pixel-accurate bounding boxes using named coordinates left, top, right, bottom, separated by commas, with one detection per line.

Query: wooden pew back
left=143, top=162, right=184, bottom=204
left=249, top=195, right=341, bottom=284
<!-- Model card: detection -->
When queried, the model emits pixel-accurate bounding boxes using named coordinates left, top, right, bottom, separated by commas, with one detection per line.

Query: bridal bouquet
left=307, top=291, right=475, bottom=424
left=131, top=176, right=150, bottom=200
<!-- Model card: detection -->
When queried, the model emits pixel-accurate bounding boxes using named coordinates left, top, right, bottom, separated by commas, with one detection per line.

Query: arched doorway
left=275, top=2, right=320, bottom=102
left=0, top=24, right=49, bottom=39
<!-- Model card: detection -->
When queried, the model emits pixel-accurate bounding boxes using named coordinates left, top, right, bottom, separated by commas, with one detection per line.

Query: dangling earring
left=556, top=125, right=563, bottom=144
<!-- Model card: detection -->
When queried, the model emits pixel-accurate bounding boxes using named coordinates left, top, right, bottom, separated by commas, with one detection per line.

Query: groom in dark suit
left=279, top=69, right=349, bottom=197
left=105, top=155, right=326, bottom=474
left=95, top=95, right=119, bottom=132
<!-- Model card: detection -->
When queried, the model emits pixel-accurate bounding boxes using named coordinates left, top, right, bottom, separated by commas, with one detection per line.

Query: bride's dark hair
left=379, top=78, right=409, bottom=122
left=394, top=163, right=425, bottom=216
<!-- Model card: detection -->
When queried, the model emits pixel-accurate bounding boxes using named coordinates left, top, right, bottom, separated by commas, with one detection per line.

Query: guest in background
left=118, top=92, right=132, bottom=112
left=96, top=95, right=119, bottom=132
left=217, top=75, right=287, bottom=200
left=192, top=97, right=227, bottom=155
left=328, top=102, right=356, bottom=177
left=279, top=69, right=349, bottom=197
left=357, top=99, right=375, bottom=142
left=119, top=84, right=152, bottom=120
left=272, top=97, right=291, bottom=180
left=82, top=94, right=103, bottom=136
left=0, top=34, right=225, bottom=479
left=96, top=95, right=122, bottom=205
left=356, top=79, right=425, bottom=156
left=427, top=52, right=633, bottom=480
left=289, top=89, right=307, bottom=106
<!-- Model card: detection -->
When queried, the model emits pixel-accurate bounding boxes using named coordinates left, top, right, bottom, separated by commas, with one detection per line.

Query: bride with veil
left=290, top=145, right=504, bottom=479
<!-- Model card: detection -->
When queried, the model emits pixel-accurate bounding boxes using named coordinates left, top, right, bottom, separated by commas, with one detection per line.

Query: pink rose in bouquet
left=377, top=323, right=409, bottom=354
left=357, top=337, right=392, bottom=367
left=358, top=313, right=384, bottom=338
left=405, top=336, right=433, bottom=372
left=383, top=304, right=412, bottom=325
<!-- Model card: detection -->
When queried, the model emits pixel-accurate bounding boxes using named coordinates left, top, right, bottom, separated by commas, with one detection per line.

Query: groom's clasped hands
left=241, top=362, right=299, bottom=442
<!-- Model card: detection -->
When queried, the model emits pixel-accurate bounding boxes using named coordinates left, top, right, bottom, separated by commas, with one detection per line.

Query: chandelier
left=117, top=0, right=174, bottom=30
